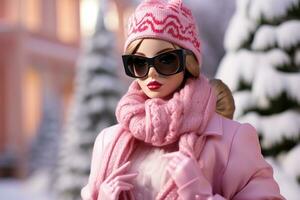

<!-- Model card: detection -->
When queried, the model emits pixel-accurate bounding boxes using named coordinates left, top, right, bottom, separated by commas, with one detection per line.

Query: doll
left=81, top=0, right=284, bottom=199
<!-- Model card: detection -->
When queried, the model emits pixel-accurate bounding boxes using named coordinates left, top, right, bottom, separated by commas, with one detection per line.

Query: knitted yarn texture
left=94, top=75, right=217, bottom=199
left=124, top=0, right=202, bottom=65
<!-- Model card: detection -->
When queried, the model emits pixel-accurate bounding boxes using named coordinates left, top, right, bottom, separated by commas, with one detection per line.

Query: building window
left=56, top=0, right=79, bottom=43
left=22, top=66, right=42, bottom=140
left=23, top=0, right=42, bottom=32
left=80, top=0, right=99, bottom=37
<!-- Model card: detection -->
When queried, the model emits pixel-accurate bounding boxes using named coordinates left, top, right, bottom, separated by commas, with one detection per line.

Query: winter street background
left=0, top=0, right=299, bottom=199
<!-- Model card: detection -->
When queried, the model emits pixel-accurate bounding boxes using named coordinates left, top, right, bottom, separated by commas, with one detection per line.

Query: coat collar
left=203, top=113, right=223, bottom=136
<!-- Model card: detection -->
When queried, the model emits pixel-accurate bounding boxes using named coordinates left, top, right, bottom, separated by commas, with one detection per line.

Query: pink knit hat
left=124, top=0, right=202, bottom=69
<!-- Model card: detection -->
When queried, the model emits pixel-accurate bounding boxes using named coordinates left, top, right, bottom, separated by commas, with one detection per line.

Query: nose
left=148, top=66, right=159, bottom=78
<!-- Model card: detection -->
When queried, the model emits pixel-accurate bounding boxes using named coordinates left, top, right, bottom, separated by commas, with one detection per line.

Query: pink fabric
left=94, top=75, right=216, bottom=200
left=82, top=114, right=285, bottom=200
left=124, top=0, right=202, bottom=65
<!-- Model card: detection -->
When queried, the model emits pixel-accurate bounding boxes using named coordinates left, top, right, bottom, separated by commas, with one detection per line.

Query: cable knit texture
left=124, top=0, right=202, bottom=65
left=93, top=75, right=216, bottom=200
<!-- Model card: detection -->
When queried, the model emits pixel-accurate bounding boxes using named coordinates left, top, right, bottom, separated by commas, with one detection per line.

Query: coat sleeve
left=177, top=124, right=285, bottom=200
left=81, top=128, right=108, bottom=200
left=220, top=123, right=285, bottom=200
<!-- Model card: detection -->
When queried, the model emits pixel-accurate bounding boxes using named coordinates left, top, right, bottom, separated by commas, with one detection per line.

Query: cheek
left=137, top=79, right=148, bottom=92
left=164, top=76, right=184, bottom=93
left=136, top=79, right=155, bottom=98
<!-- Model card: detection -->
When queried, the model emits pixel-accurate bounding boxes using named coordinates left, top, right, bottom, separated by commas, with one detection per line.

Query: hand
left=99, top=161, right=138, bottom=200
left=163, top=151, right=212, bottom=199
left=163, top=151, right=203, bottom=187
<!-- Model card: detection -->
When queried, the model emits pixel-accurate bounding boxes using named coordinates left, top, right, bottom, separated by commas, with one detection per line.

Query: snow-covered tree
left=216, top=0, right=300, bottom=199
left=186, top=0, right=235, bottom=77
left=54, top=2, right=123, bottom=199
left=28, top=86, right=61, bottom=177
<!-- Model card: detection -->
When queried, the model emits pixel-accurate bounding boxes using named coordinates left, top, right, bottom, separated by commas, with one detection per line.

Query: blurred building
left=0, top=0, right=81, bottom=178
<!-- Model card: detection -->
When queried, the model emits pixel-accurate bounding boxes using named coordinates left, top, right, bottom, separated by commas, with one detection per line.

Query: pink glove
left=98, top=161, right=138, bottom=200
left=163, top=152, right=212, bottom=200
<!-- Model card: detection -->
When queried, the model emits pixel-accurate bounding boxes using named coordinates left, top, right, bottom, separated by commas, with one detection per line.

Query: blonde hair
left=210, top=79, right=235, bottom=119
left=125, top=39, right=144, bottom=55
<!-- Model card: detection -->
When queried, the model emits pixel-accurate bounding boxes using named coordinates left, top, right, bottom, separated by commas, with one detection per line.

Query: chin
left=144, top=90, right=164, bottom=99
left=145, top=90, right=173, bottom=99
left=145, top=93, right=164, bottom=99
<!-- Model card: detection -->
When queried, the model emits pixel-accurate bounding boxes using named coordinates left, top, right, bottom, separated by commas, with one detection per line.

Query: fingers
left=106, top=161, right=132, bottom=182
left=102, top=174, right=137, bottom=199
left=112, top=183, right=134, bottom=197
left=100, top=163, right=138, bottom=200
left=108, top=173, right=138, bottom=189
left=111, top=180, right=134, bottom=189
left=114, top=173, right=138, bottom=182
left=164, top=151, right=191, bottom=175
left=110, top=179, right=135, bottom=197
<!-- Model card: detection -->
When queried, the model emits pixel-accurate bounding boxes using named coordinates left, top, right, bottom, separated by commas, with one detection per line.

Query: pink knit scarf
left=94, top=75, right=216, bottom=200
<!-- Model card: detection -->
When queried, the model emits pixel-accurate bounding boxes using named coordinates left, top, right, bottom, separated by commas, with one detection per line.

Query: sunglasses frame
left=122, top=49, right=193, bottom=78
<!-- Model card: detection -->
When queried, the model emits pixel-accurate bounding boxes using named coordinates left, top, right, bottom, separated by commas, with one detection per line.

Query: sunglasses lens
left=155, top=52, right=180, bottom=75
left=123, top=50, right=184, bottom=78
left=127, top=56, right=148, bottom=77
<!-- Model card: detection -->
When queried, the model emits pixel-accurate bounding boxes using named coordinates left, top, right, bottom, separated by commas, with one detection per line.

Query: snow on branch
left=252, top=66, right=300, bottom=106
left=86, top=96, right=107, bottom=114
left=88, top=75, right=122, bottom=95
left=233, top=91, right=255, bottom=118
left=217, top=50, right=262, bottom=91
left=251, top=65, right=278, bottom=106
left=236, top=0, right=252, bottom=16
left=264, top=49, right=291, bottom=67
left=277, top=20, right=300, bottom=49
left=281, top=144, right=300, bottom=178
left=252, top=25, right=277, bottom=50
left=295, top=49, right=300, bottom=66
left=249, top=0, right=300, bottom=22
left=239, top=110, right=300, bottom=148
left=217, top=49, right=291, bottom=93
left=224, top=15, right=257, bottom=51
left=78, top=54, right=117, bottom=73
left=252, top=21, right=300, bottom=50
left=266, top=157, right=300, bottom=200
left=216, top=53, right=242, bottom=91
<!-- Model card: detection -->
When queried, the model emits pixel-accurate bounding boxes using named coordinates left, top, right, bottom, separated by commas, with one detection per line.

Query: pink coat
left=81, top=113, right=285, bottom=200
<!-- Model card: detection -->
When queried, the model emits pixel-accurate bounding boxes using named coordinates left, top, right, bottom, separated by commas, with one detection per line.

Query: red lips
left=147, top=80, right=162, bottom=90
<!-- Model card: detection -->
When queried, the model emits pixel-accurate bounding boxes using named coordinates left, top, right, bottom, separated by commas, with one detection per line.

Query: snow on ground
left=0, top=172, right=55, bottom=200
left=0, top=179, right=52, bottom=200
left=0, top=179, right=28, bottom=200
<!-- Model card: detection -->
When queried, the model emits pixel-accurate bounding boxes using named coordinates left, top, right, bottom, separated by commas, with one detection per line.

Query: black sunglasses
left=122, top=49, right=193, bottom=78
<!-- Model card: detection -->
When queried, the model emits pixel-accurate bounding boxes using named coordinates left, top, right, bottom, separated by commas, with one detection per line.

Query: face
left=133, top=39, right=184, bottom=99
